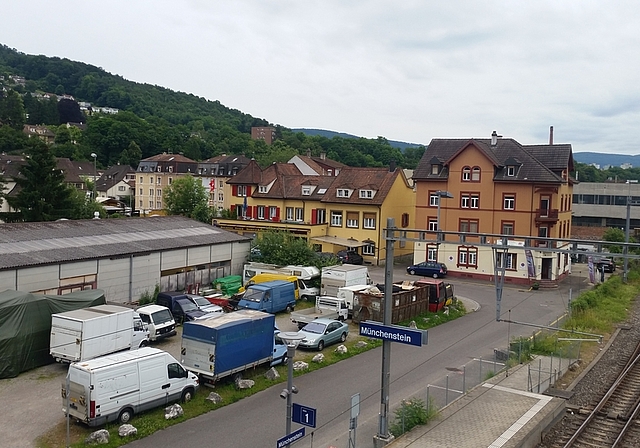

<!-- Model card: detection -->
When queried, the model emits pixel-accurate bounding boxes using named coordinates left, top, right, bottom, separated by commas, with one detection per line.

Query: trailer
left=351, top=282, right=431, bottom=324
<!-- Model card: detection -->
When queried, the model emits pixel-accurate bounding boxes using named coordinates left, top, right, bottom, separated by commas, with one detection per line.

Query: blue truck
left=180, top=309, right=287, bottom=384
left=237, top=280, right=296, bottom=314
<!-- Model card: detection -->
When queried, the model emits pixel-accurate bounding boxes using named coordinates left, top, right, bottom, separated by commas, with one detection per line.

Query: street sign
left=292, top=403, right=317, bottom=428
left=277, top=427, right=305, bottom=448
left=350, top=393, right=360, bottom=419
left=359, top=321, right=427, bottom=347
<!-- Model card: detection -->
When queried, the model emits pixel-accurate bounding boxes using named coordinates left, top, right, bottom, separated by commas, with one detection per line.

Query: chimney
left=491, top=130, right=498, bottom=146
left=389, top=160, right=396, bottom=172
left=320, top=152, right=326, bottom=160
left=549, top=126, right=554, bottom=145
left=306, top=148, right=311, bottom=157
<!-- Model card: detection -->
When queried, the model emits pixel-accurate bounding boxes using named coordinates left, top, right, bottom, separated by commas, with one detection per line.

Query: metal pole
left=286, top=345, right=295, bottom=436
left=376, top=218, right=396, bottom=443
left=624, top=181, right=631, bottom=283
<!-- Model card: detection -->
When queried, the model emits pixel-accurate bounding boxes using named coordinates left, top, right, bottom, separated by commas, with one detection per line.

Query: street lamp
left=90, top=153, right=97, bottom=200
left=278, top=331, right=304, bottom=436
left=435, top=190, right=454, bottom=240
left=624, top=180, right=638, bottom=283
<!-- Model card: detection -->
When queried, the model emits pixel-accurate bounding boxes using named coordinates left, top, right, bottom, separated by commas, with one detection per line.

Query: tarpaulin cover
left=0, top=289, right=106, bottom=378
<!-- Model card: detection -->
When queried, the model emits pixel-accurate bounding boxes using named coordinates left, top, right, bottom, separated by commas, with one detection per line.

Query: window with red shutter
left=232, top=185, right=238, bottom=196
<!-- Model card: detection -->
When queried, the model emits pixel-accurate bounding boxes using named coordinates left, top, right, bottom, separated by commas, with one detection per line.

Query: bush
left=389, top=398, right=436, bottom=437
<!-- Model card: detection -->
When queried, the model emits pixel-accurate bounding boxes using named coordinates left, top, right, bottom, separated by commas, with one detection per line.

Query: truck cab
left=237, top=280, right=296, bottom=314
left=156, top=292, right=207, bottom=323
left=136, top=304, right=177, bottom=341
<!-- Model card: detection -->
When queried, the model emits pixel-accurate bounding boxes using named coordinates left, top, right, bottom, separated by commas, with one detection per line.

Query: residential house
left=412, top=130, right=574, bottom=285
left=288, top=150, right=346, bottom=176
left=23, top=124, right=55, bottom=144
left=218, top=160, right=415, bottom=264
left=136, top=153, right=198, bottom=214
left=250, top=126, right=276, bottom=145
left=197, top=154, right=251, bottom=215
left=95, top=164, right=136, bottom=206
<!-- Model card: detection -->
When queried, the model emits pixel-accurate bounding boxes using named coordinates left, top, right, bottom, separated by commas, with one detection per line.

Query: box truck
left=180, top=309, right=287, bottom=384
left=50, top=305, right=149, bottom=363
left=321, top=265, right=372, bottom=297
left=237, top=280, right=296, bottom=313
left=62, top=347, right=199, bottom=426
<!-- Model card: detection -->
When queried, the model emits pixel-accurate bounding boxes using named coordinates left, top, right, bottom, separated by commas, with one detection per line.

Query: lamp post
left=278, top=331, right=304, bottom=436
left=624, top=180, right=638, bottom=283
left=435, top=190, right=454, bottom=241
left=90, top=153, right=97, bottom=200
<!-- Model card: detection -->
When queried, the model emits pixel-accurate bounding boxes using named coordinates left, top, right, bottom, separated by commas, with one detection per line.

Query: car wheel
left=181, top=388, right=194, bottom=403
left=317, top=341, right=325, bottom=351
left=286, top=304, right=294, bottom=313
left=118, top=408, right=134, bottom=424
left=432, top=273, right=439, bottom=278
left=340, top=332, right=347, bottom=342
left=139, top=340, right=148, bottom=348
left=409, top=269, right=416, bottom=275
left=281, top=354, right=289, bottom=366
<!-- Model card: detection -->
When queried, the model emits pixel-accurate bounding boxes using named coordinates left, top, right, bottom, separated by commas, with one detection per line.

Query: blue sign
left=359, top=321, right=425, bottom=347
left=277, top=427, right=305, bottom=448
left=293, top=403, right=317, bottom=428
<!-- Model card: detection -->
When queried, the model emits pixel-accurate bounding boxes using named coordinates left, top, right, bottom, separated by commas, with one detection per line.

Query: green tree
left=0, top=89, right=26, bottom=130
left=4, top=141, right=77, bottom=221
left=119, top=141, right=142, bottom=167
left=253, top=231, right=318, bottom=266
left=163, top=175, right=210, bottom=222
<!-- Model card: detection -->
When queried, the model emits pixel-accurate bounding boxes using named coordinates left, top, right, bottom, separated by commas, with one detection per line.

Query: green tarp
left=0, top=289, right=106, bottom=378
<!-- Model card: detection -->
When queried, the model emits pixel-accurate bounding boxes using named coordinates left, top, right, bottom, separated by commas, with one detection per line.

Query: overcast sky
left=4, top=1, right=640, bottom=154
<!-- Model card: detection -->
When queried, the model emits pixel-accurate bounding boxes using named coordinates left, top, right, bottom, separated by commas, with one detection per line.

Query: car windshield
left=177, top=299, right=198, bottom=312
left=151, top=309, right=173, bottom=324
left=302, top=322, right=327, bottom=334
left=191, top=296, right=210, bottom=307
left=243, top=289, right=263, bottom=302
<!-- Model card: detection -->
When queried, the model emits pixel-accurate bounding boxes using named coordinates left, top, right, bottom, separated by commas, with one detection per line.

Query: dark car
left=596, top=258, right=616, bottom=273
left=406, top=261, right=448, bottom=278
left=337, top=250, right=364, bottom=265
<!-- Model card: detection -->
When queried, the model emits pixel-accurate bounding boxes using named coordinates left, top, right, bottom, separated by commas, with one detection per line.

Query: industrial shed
left=0, top=216, right=251, bottom=303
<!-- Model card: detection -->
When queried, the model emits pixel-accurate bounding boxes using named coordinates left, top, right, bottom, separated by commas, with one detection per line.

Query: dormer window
left=359, top=189, right=374, bottom=199
left=507, top=166, right=515, bottom=177
left=156, top=166, right=161, bottom=172
left=431, top=164, right=441, bottom=175
left=259, top=185, right=268, bottom=193
left=337, top=189, right=351, bottom=198
left=302, top=187, right=311, bottom=196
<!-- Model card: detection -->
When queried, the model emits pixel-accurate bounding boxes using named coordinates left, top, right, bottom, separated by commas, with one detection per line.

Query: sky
left=3, top=1, right=640, bottom=154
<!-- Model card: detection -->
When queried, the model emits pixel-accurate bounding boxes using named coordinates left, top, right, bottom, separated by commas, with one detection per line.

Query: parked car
left=406, top=261, right=448, bottom=278
left=185, top=294, right=225, bottom=316
left=596, top=258, right=616, bottom=273
left=337, top=250, right=364, bottom=265
left=296, top=318, right=349, bottom=351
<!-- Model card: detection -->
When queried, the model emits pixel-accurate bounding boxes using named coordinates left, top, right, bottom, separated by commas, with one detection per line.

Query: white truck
left=320, top=265, right=372, bottom=297
left=290, top=296, right=349, bottom=329
left=50, top=305, right=149, bottom=363
left=62, top=347, right=199, bottom=426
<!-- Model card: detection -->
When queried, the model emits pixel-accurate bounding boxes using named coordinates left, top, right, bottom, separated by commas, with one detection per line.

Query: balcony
left=535, top=208, right=559, bottom=225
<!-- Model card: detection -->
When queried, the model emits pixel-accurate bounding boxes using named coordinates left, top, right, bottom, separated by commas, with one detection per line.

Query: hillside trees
left=0, top=89, right=25, bottom=130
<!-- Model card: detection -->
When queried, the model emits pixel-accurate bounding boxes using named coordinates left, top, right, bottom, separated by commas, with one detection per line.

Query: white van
left=63, top=347, right=199, bottom=426
left=136, top=304, right=176, bottom=341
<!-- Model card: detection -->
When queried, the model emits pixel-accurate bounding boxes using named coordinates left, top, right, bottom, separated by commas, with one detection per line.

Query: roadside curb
left=458, top=296, right=480, bottom=312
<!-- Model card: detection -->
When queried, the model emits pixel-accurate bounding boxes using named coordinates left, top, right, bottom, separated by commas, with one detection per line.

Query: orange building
left=412, top=131, right=575, bottom=285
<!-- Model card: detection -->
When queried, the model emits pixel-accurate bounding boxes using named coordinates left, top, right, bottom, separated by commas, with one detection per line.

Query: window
left=427, top=246, right=438, bottom=262
left=316, top=209, right=327, bottom=224
left=346, top=212, right=359, bottom=228
left=470, top=195, right=479, bottom=209
left=359, top=189, right=374, bottom=199
left=156, top=189, right=161, bottom=197
left=156, top=201, right=161, bottom=209
left=428, top=218, right=438, bottom=231
left=156, top=166, right=161, bottom=172
left=462, top=167, right=471, bottom=181
left=457, top=246, right=478, bottom=268
left=431, top=164, right=440, bottom=175
left=149, top=200, right=153, bottom=208
left=168, top=363, right=186, bottom=379
left=496, top=252, right=517, bottom=270
left=139, top=200, right=143, bottom=208
left=363, top=243, right=375, bottom=256
left=430, top=193, right=439, bottom=206
left=295, top=207, right=304, bottom=221
left=507, top=166, right=515, bottom=176
left=363, top=213, right=376, bottom=229
left=168, top=177, right=173, bottom=185
left=459, top=219, right=479, bottom=233
left=139, top=188, right=143, bottom=196
left=149, top=188, right=154, bottom=196
left=503, top=195, right=515, bottom=210
left=286, top=207, right=294, bottom=221
left=168, top=166, right=173, bottom=173
left=157, top=177, right=162, bottom=185
left=502, top=221, right=514, bottom=235
left=237, top=185, right=247, bottom=197
left=269, top=207, right=277, bottom=219
left=150, top=176, right=153, bottom=184
left=331, top=211, right=343, bottom=227
left=461, top=194, right=470, bottom=208
left=218, top=193, right=223, bottom=201
left=337, top=189, right=350, bottom=198
left=302, top=187, right=311, bottom=196
left=257, top=206, right=265, bottom=220
left=471, top=167, right=480, bottom=181
left=259, top=185, right=268, bottom=193
left=139, top=176, right=143, bottom=184
left=118, top=186, right=126, bottom=192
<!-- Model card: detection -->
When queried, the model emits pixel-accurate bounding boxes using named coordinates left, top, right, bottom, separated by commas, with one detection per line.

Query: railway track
left=548, top=341, right=640, bottom=448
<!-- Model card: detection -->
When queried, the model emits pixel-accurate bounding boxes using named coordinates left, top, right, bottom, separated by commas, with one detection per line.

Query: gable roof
left=96, top=165, right=135, bottom=193
left=322, top=167, right=400, bottom=205
left=226, top=159, right=263, bottom=185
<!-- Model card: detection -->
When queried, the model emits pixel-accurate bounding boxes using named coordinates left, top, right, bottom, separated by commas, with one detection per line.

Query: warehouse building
left=0, top=216, right=250, bottom=303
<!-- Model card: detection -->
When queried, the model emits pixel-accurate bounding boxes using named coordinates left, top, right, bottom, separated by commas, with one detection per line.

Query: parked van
left=156, top=292, right=207, bottom=323
left=415, top=278, right=455, bottom=312
left=237, top=280, right=296, bottom=314
left=63, top=347, right=199, bottom=426
left=242, top=262, right=320, bottom=283
left=240, top=273, right=319, bottom=301
left=136, top=304, right=177, bottom=341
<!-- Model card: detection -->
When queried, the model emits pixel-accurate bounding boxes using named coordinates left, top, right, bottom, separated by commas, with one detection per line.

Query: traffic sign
left=292, top=403, right=317, bottom=428
left=359, top=321, right=427, bottom=347
left=277, top=427, right=305, bottom=448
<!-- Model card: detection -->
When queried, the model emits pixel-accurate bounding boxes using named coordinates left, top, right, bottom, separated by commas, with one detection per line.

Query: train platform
left=388, top=355, right=567, bottom=448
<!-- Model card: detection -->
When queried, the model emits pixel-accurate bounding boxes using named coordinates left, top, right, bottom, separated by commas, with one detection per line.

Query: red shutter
left=247, top=186, right=252, bottom=196
left=231, top=205, right=236, bottom=212
left=275, top=207, right=280, bottom=219
left=253, top=206, right=258, bottom=219
left=232, top=185, right=238, bottom=196
left=311, top=209, right=317, bottom=225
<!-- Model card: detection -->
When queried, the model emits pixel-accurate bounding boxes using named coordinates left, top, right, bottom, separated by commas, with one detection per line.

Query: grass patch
left=396, top=300, right=466, bottom=330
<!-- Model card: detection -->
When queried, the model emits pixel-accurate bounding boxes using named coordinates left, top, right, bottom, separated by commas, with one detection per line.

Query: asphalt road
left=125, top=265, right=587, bottom=448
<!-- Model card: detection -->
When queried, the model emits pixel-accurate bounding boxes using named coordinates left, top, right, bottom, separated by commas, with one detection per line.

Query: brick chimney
left=491, top=130, right=498, bottom=146
left=549, top=126, right=554, bottom=145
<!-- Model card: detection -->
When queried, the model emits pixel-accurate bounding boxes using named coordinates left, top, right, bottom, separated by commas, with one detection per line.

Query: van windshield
left=151, top=309, right=173, bottom=324
left=243, top=289, right=264, bottom=302
left=177, top=299, right=198, bottom=312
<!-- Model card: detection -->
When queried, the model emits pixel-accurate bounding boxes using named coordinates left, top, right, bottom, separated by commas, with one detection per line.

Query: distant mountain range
left=572, top=152, right=640, bottom=168
left=292, top=129, right=425, bottom=150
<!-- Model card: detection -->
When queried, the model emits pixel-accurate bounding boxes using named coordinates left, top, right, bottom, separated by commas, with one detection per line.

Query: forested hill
left=0, top=45, right=425, bottom=169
